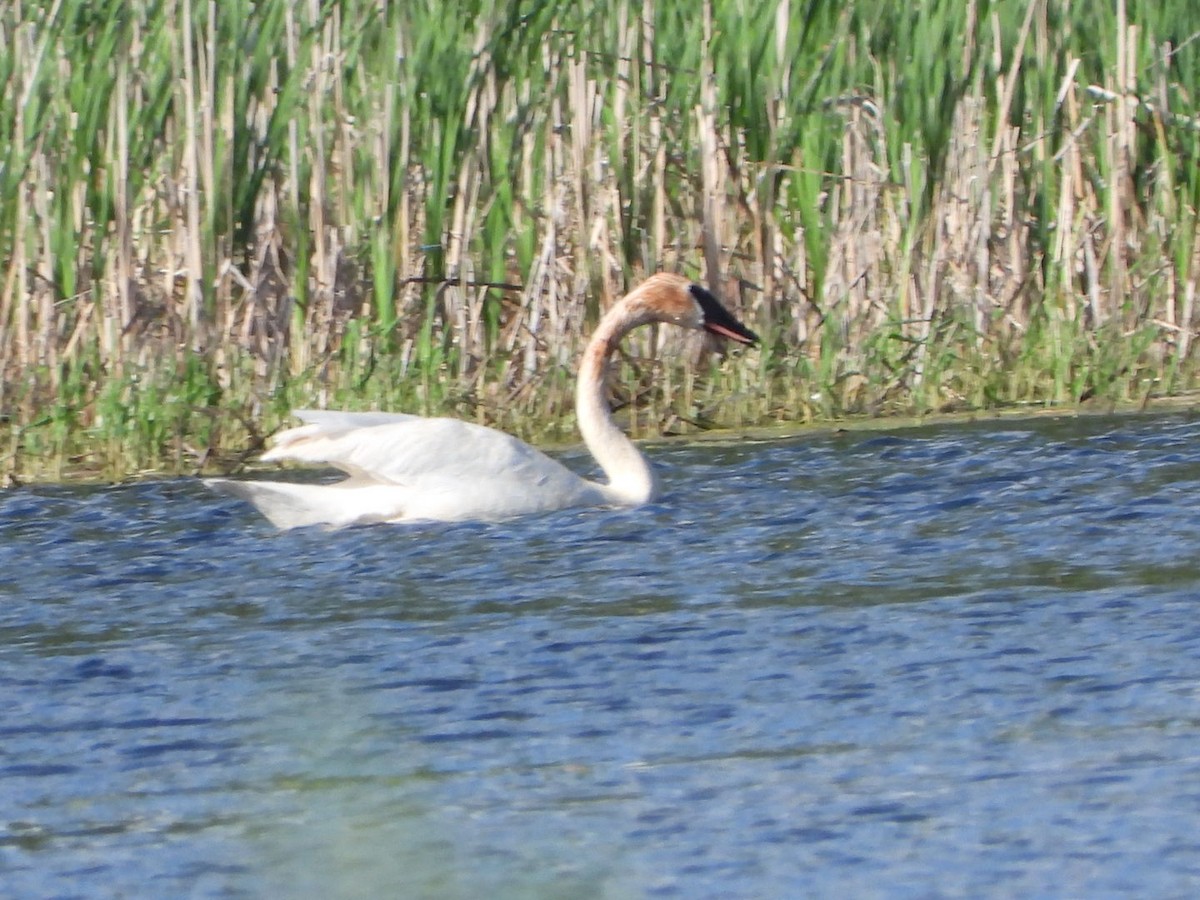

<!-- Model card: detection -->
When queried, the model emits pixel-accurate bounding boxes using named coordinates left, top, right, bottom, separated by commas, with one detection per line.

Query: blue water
left=4, top=411, right=1200, bottom=897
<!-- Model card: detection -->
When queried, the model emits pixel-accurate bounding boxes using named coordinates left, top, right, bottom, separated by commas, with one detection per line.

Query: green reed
left=2, top=0, right=1199, bottom=481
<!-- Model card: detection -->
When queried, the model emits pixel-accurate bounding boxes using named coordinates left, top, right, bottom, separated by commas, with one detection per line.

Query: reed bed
left=2, top=0, right=1199, bottom=480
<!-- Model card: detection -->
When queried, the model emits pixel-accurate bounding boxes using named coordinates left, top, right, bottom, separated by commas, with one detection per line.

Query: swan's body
left=206, top=274, right=756, bottom=529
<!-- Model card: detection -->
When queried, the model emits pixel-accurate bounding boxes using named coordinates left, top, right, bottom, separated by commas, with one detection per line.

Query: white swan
left=206, top=273, right=757, bottom=528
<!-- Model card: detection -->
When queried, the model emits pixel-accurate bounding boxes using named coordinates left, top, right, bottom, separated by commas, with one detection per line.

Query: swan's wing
left=264, top=415, right=595, bottom=492
left=263, top=409, right=423, bottom=462
left=262, top=415, right=520, bottom=477
left=291, top=409, right=422, bottom=429
left=263, top=410, right=418, bottom=464
left=241, top=413, right=609, bottom=524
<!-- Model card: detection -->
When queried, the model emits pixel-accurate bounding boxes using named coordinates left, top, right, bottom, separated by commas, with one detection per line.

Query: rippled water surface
left=4, top=411, right=1200, bottom=898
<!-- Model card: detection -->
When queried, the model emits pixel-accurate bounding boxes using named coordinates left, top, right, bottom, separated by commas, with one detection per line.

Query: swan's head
left=636, top=273, right=759, bottom=345
left=688, top=283, right=759, bottom=345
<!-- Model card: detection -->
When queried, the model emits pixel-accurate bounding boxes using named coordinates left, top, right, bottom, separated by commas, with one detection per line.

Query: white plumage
left=205, top=274, right=757, bottom=529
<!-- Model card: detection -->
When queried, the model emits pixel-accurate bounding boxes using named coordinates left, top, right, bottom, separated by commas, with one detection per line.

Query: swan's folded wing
left=263, top=409, right=422, bottom=460
left=261, top=415, right=586, bottom=491
left=291, top=409, right=422, bottom=430
left=261, top=410, right=418, bottom=467
left=225, top=416, right=605, bottom=524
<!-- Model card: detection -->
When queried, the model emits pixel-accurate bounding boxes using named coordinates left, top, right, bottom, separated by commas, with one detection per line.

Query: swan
left=206, top=273, right=757, bottom=528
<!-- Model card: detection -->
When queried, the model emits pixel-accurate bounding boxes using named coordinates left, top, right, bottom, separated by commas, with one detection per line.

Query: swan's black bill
left=690, top=284, right=759, bottom=345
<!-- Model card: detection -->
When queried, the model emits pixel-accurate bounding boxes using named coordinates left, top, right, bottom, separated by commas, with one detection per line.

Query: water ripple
left=3, top=411, right=1200, bottom=896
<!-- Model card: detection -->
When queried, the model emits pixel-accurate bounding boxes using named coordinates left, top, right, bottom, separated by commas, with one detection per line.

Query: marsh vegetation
left=2, top=0, right=1199, bottom=479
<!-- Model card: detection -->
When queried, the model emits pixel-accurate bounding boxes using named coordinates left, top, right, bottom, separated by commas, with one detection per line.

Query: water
left=4, top=411, right=1200, bottom=898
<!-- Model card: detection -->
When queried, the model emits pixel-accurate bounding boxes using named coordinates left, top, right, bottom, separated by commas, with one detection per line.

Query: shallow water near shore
left=3, top=410, right=1200, bottom=897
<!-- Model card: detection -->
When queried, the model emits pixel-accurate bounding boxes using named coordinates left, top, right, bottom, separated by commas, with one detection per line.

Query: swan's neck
left=576, top=303, right=658, bottom=504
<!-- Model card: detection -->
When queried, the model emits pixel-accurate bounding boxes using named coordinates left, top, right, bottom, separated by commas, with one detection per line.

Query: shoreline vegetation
left=3, top=0, right=1199, bottom=483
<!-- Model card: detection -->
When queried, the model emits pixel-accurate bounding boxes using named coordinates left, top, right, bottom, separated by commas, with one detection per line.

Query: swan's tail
left=204, top=478, right=407, bottom=530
